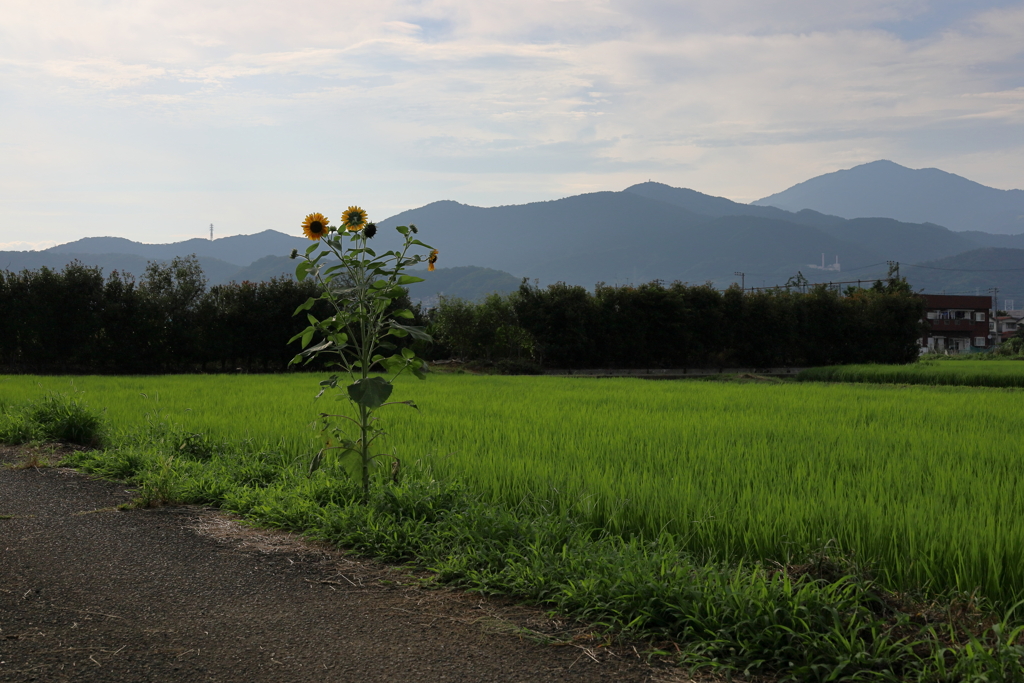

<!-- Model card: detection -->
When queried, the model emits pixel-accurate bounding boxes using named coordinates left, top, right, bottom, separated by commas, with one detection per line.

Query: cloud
left=0, top=0, right=1021, bottom=245
left=38, top=58, right=167, bottom=89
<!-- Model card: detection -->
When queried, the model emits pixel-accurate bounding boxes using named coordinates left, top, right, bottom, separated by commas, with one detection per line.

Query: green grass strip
left=799, top=361, right=1024, bottom=388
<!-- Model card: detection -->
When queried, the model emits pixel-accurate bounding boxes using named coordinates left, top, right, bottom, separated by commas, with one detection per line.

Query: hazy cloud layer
left=1, top=0, right=1022, bottom=245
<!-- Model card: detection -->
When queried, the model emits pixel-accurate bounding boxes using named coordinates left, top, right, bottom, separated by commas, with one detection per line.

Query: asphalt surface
left=0, top=446, right=678, bottom=683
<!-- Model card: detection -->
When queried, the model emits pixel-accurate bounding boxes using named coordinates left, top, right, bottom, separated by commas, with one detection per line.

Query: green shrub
left=26, top=392, right=105, bottom=447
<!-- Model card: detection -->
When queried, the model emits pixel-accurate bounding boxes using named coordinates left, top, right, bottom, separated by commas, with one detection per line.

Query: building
left=919, top=294, right=991, bottom=353
left=993, top=314, right=1022, bottom=344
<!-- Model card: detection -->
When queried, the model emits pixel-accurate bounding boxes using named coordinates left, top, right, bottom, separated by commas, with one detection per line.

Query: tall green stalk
left=289, top=209, right=434, bottom=502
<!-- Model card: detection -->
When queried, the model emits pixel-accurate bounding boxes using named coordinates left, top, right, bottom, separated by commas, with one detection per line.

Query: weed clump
left=0, top=410, right=41, bottom=444
left=0, top=392, right=105, bottom=448
left=27, top=393, right=105, bottom=447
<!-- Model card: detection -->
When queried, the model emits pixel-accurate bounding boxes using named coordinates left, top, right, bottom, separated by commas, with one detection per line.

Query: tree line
left=431, top=279, right=927, bottom=369
left=0, top=259, right=926, bottom=374
left=0, top=257, right=396, bottom=374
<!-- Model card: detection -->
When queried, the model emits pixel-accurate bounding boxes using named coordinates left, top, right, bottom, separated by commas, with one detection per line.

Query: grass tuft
left=0, top=409, right=41, bottom=444
left=1, top=391, right=106, bottom=448
left=26, top=392, right=105, bottom=447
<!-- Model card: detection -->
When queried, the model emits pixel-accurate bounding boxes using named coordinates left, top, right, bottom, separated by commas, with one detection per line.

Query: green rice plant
left=5, top=373, right=1024, bottom=608
left=32, top=371, right=1024, bottom=681
left=798, top=361, right=1024, bottom=387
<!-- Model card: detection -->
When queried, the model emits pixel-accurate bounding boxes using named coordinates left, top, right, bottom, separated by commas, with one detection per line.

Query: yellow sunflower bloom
left=341, top=206, right=368, bottom=232
left=427, top=248, right=438, bottom=272
left=301, top=213, right=330, bottom=241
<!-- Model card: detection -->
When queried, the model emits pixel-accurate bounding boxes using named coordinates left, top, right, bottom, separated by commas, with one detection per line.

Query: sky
left=1, top=0, right=1023, bottom=250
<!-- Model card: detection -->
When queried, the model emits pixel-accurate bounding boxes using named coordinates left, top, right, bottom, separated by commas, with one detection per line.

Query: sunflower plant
left=289, top=207, right=436, bottom=502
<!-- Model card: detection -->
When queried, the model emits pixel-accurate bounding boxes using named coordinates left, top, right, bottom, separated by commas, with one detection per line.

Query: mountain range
left=4, top=160, right=1023, bottom=306
left=753, top=160, right=1024, bottom=235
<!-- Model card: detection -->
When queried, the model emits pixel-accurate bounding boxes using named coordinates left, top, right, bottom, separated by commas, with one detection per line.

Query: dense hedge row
left=0, top=257, right=346, bottom=373
left=432, top=279, right=927, bottom=368
left=1, top=259, right=926, bottom=373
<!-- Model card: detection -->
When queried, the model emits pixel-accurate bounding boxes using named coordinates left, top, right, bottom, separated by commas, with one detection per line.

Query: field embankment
left=798, top=360, right=1024, bottom=387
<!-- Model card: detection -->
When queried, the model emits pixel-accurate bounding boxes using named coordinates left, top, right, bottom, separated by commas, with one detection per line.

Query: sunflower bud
left=289, top=248, right=298, bottom=260
left=364, top=222, right=377, bottom=239
left=410, top=224, right=418, bottom=234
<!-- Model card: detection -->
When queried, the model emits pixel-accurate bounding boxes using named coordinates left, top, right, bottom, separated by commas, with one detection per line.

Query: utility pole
left=210, top=223, right=214, bottom=241
left=734, top=271, right=745, bottom=290
left=989, top=287, right=999, bottom=348
left=886, top=260, right=900, bottom=281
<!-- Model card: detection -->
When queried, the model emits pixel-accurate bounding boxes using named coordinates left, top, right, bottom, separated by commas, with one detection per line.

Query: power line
left=744, top=262, right=889, bottom=278
left=729, top=256, right=1024, bottom=293
left=903, top=263, right=1024, bottom=273
left=841, top=262, right=888, bottom=272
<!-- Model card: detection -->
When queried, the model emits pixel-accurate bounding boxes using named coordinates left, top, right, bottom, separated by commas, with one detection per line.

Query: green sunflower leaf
left=397, top=274, right=425, bottom=285
left=293, top=296, right=316, bottom=315
left=288, top=326, right=312, bottom=344
left=388, top=322, right=431, bottom=341
left=347, top=377, right=394, bottom=409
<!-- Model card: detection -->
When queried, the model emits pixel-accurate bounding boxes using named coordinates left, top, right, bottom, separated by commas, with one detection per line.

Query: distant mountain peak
left=422, top=199, right=466, bottom=208
left=44, top=229, right=309, bottom=267
left=752, top=161, right=1024, bottom=234
left=858, top=159, right=901, bottom=168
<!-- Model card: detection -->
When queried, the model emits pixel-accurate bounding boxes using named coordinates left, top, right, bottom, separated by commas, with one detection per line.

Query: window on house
left=955, top=311, right=967, bottom=319
left=974, top=337, right=987, bottom=347
left=975, top=312, right=986, bottom=322
left=926, top=311, right=937, bottom=319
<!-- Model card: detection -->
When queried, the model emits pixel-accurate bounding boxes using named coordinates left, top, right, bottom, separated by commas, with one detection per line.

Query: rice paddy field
left=798, top=359, right=1024, bottom=387
left=3, top=372, right=1023, bottom=605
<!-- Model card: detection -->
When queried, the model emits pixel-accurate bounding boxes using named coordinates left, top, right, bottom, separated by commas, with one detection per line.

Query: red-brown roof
left=918, top=294, right=991, bottom=309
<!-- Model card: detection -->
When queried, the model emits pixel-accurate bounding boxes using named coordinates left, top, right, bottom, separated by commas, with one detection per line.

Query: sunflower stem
left=290, top=209, right=433, bottom=502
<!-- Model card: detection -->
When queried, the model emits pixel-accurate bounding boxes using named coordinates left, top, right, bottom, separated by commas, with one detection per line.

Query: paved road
left=0, top=453, right=672, bottom=682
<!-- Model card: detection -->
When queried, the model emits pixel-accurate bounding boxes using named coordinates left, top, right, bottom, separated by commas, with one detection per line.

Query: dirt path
left=0, top=448, right=681, bottom=682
